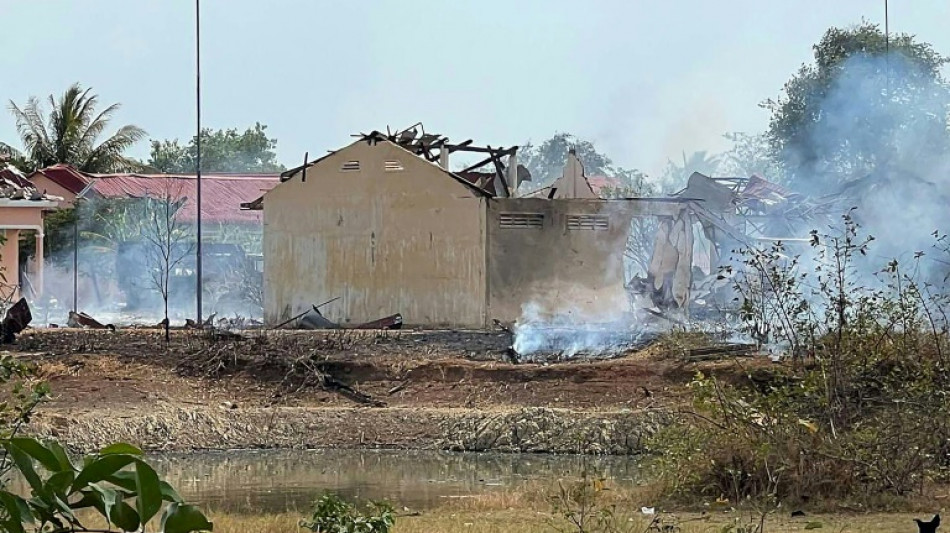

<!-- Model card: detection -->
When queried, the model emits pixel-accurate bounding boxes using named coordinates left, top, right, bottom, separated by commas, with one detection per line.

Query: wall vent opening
left=341, top=160, right=361, bottom=172
left=499, top=213, right=544, bottom=229
left=384, top=160, right=404, bottom=172
left=566, top=214, right=609, bottom=230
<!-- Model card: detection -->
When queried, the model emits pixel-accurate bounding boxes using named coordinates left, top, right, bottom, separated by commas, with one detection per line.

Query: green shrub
left=649, top=213, right=950, bottom=505
left=299, top=492, right=394, bottom=533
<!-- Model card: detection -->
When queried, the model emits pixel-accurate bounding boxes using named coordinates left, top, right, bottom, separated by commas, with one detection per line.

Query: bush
left=650, top=212, right=950, bottom=505
left=299, top=492, right=395, bottom=533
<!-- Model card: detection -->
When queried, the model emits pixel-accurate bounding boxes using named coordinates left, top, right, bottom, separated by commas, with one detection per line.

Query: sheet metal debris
left=1, top=298, right=32, bottom=343
left=67, top=311, right=116, bottom=331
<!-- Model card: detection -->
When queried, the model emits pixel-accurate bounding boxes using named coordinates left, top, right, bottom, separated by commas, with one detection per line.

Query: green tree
left=0, top=83, right=146, bottom=172
left=764, top=21, right=950, bottom=192
left=147, top=123, right=285, bottom=173
left=718, top=132, right=783, bottom=181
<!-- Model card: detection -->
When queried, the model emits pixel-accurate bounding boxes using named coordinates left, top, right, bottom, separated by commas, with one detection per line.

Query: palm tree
left=0, top=83, right=146, bottom=172
left=659, top=150, right=723, bottom=192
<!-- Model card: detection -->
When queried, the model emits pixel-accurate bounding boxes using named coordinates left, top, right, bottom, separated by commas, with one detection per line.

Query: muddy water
left=148, top=449, right=641, bottom=514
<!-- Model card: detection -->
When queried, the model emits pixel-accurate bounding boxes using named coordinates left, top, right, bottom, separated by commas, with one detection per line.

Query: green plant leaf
left=4, top=441, right=45, bottom=497
left=110, top=500, right=141, bottom=532
left=0, top=490, right=31, bottom=533
left=161, top=502, right=214, bottom=533
left=160, top=480, right=184, bottom=503
left=45, top=470, right=75, bottom=499
left=100, top=442, right=144, bottom=456
left=134, top=458, right=163, bottom=525
left=88, top=482, right=119, bottom=525
left=7, top=438, right=65, bottom=472
left=72, top=454, right=136, bottom=491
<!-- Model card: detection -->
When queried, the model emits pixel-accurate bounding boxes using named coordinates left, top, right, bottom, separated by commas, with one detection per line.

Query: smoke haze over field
left=781, top=52, right=950, bottom=268
left=3, top=1, right=950, bottom=179
left=513, top=48, right=950, bottom=355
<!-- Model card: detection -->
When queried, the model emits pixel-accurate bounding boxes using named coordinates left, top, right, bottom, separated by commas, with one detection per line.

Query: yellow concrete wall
left=263, top=140, right=487, bottom=327
left=486, top=198, right=686, bottom=323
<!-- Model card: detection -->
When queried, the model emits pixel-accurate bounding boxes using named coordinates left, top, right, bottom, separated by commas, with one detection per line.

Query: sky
left=1, top=0, right=949, bottom=178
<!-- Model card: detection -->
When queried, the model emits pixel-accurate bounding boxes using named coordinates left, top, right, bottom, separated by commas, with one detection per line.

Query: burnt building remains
left=249, top=125, right=825, bottom=328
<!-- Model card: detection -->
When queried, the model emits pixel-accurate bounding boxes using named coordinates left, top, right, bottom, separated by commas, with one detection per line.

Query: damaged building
left=250, top=125, right=816, bottom=328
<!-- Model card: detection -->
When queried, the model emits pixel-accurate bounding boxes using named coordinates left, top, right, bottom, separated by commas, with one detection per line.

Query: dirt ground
left=8, top=328, right=755, bottom=452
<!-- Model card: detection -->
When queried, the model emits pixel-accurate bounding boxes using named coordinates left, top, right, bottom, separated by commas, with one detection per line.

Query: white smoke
left=511, top=302, right=659, bottom=361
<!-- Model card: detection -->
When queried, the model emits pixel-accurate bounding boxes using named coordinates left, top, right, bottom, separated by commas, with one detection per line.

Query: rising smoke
left=513, top=50, right=950, bottom=358
left=512, top=302, right=659, bottom=361
left=38, top=197, right=264, bottom=327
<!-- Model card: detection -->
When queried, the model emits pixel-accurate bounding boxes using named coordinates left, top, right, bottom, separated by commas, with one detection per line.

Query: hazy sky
left=2, top=0, right=948, bottom=177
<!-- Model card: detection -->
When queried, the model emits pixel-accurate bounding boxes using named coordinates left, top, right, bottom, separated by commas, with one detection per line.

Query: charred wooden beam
left=488, top=147, right=511, bottom=197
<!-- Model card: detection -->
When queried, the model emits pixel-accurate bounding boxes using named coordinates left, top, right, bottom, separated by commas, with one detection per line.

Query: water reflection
left=148, top=449, right=640, bottom=514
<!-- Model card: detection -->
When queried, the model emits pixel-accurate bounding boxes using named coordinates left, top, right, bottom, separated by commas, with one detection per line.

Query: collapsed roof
left=278, top=123, right=530, bottom=198
left=0, top=165, right=61, bottom=203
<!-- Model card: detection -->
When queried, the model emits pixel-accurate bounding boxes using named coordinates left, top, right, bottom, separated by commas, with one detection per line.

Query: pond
left=147, top=449, right=642, bottom=514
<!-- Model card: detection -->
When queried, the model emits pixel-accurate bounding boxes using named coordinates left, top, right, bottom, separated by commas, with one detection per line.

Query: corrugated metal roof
left=88, top=173, right=280, bottom=224
left=29, top=164, right=92, bottom=194
left=0, top=165, right=34, bottom=188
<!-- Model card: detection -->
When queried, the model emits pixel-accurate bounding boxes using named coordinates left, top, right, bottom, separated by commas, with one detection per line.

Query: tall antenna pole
left=884, top=0, right=889, bottom=55
left=884, top=0, right=890, bottom=94
left=195, top=0, right=203, bottom=323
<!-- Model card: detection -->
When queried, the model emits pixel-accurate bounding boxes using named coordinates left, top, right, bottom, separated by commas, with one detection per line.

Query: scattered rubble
left=292, top=304, right=403, bottom=331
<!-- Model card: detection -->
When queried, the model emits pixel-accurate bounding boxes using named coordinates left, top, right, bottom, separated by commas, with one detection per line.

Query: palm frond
left=78, top=102, right=120, bottom=155
left=82, top=124, right=147, bottom=172
left=7, top=84, right=145, bottom=172
left=9, top=98, right=54, bottom=165
left=0, top=142, right=21, bottom=159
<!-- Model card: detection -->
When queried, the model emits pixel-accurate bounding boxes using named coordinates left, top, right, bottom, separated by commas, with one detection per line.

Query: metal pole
left=72, top=213, right=78, bottom=312
left=884, top=0, right=890, bottom=95
left=884, top=0, right=889, bottom=55
left=195, top=0, right=203, bottom=323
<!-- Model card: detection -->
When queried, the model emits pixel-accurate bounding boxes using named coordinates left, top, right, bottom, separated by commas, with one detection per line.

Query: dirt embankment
left=12, top=329, right=723, bottom=454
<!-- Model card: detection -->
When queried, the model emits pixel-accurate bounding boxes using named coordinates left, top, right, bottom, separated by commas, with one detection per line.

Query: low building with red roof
left=28, top=165, right=280, bottom=249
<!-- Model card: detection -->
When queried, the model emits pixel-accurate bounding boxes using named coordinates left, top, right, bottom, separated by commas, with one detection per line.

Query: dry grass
left=201, top=482, right=941, bottom=532
left=205, top=509, right=934, bottom=533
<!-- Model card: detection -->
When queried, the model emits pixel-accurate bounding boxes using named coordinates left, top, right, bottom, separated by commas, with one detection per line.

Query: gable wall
left=263, top=140, right=487, bottom=327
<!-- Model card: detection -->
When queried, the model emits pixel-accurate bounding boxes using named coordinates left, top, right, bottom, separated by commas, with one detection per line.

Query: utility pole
left=195, top=0, right=203, bottom=323
left=885, top=0, right=890, bottom=93
left=72, top=214, right=78, bottom=312
left=884, top=0, right=889, bottom=55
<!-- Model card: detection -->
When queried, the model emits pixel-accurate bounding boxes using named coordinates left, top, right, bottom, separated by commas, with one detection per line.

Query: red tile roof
left=28, top=164, right=92, bottom=194
left=585, top=175, right=622, bottom=196
left=87, top=173, right=280, bottom=224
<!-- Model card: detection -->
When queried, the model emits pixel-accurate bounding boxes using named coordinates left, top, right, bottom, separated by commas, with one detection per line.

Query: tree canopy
left=147, top=123, right=285, bottom=173
left=765, top=22, right=950, bottom=192
left=0, top=83, right=146, bottom=173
